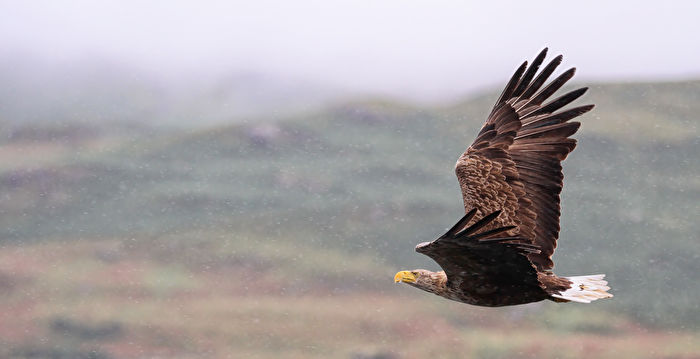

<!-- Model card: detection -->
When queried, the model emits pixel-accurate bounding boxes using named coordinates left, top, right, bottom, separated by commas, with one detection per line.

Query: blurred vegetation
left=0, top=78, right=698, bottom=357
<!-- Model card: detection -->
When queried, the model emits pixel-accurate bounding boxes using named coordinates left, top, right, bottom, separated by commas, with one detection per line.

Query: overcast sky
left=1, top=0, right=699, bottom=101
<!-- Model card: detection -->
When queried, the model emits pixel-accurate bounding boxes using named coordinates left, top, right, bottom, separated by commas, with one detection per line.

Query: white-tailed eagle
left=394, top=49, right=612, bottom=306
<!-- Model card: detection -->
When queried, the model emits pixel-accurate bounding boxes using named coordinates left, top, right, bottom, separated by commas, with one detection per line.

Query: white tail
left=550, top=274, right=613, bottom=303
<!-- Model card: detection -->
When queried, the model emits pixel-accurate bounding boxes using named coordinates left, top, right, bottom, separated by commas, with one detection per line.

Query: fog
left=2, top=0, right=699, bottom=104
left=1, top=2, right=699, bottom=358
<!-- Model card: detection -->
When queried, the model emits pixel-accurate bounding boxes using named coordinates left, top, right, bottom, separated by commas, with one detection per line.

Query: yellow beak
left=394, top=271, right=416, bottom=283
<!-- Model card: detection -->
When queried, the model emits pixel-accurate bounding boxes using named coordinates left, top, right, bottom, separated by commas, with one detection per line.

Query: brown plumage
left=394, top=49, right=612, bottom=306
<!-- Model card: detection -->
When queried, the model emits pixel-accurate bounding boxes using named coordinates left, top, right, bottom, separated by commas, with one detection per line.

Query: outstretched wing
left=417, top=209, right=544, bottom=305
left=456, top=48, right=592, bottom=270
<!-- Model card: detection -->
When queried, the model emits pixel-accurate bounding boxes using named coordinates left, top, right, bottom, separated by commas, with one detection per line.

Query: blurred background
left=0, top=1, right=698, bottom=358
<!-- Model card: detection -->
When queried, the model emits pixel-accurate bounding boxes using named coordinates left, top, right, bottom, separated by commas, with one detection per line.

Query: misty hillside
left=0, top=79, right=698, bottom=332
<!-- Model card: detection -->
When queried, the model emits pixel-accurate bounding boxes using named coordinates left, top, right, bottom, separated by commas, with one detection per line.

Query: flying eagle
left=394, top=49, right=612, bottom=306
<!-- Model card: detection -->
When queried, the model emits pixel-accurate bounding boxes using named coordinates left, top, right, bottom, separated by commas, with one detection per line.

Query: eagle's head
left=394, top=269, right=446, bottom=294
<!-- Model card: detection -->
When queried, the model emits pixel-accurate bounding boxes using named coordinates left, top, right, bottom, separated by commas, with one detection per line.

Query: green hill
left=0, top=78, right=698, bottom=335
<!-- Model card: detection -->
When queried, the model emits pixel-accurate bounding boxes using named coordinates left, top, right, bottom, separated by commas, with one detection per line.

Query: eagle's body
left=394, top=49, right=612, bottom=306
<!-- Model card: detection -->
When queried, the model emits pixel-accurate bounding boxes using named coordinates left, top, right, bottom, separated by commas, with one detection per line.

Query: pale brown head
left=394, top=269, right=446, bottom=294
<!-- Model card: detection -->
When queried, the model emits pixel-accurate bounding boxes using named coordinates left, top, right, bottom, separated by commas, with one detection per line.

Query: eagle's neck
left=427, top=271, right=448, bottom=295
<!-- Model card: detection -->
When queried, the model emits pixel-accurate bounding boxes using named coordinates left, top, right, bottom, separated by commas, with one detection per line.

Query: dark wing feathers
left=491, top=61, right=528, bottom=116
left=443, top=208, right=478, bottom=237
left=417, top=210, right=544, bottom=301
left=518, top=67, right=576, bottom=112
left=521, top=105, right=594, bottom=130
left=467, top=225, right=517, bottom=241
left=512, top=48, right=547, bottom=98
left=457, top=210, right=504, bottom=236
left=515, top=53, right=562, bottom=103
left=524, top=87, right=588, bottom=118
left=455, top=49, right=591, bottom=271
left=516, top=122, right=581, bottom=140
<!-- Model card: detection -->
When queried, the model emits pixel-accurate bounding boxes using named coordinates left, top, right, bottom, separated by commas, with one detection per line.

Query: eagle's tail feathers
left=550, top=274, right=613, bottom=303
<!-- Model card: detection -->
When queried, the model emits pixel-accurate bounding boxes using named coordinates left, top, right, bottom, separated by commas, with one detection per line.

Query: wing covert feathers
left=418, top=209, right=540, bottom=257
left=417, top=210, right=545, bottom=306
left=456, top=48, right=592, bottom=271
